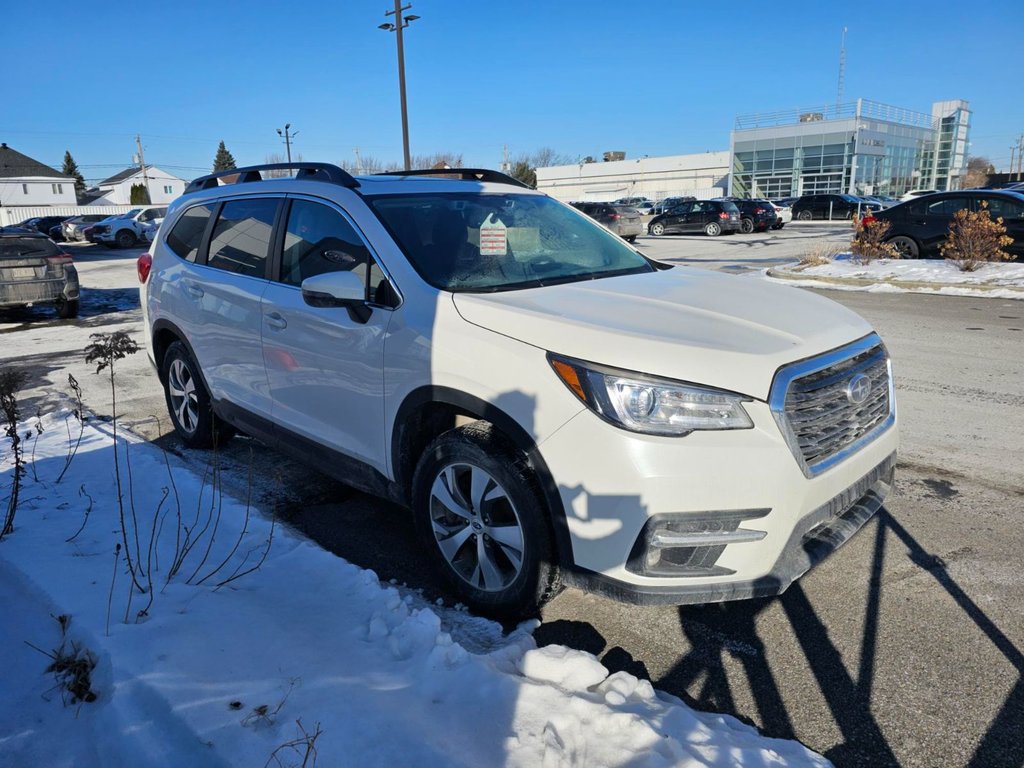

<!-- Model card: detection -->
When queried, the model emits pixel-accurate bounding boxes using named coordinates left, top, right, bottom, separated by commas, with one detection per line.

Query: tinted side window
left=979, top=196, right=1024, bottom=220
left=166, top=204, right=214, bottom=263
left=280, top=200, right=376, bottom=299
left=207, top=198, right=278, bottom=277
left=922, top=197, right=970, bottom=216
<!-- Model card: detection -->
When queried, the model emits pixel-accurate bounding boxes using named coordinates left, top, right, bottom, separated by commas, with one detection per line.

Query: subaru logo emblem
left=846, top=374, right=872, bottom=405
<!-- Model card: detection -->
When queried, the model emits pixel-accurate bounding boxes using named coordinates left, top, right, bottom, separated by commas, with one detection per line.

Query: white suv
left=139, top=163, right=898, bottom=616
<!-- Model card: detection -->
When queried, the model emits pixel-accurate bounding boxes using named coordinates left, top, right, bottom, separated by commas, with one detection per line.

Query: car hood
left=452, top=268, right=873, bottom=400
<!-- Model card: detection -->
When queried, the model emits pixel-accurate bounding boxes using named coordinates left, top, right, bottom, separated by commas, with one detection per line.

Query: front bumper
left=538, top=397, right=898, bottom=605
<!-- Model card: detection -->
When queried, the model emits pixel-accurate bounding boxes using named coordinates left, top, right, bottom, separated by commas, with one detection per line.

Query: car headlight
left=548, top=354, right=753, bottom=436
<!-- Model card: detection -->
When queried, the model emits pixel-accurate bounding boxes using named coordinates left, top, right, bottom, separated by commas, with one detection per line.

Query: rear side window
left=913, top=197, right=969, bottom=216
left=0, top=237, right=60, bottom=259
left=280, top=199, right=377, bottom=298
left=979, top=196, right=1024, bottom=221
left=207, top=198, right=279, bottom=278
left=166, top=204, right=214, bottom=263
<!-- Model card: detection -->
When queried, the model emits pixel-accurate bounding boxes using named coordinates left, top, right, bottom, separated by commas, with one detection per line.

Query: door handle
left=184, top=282, right=204, bottom=298
left=265, top=312, right=287, bottom=330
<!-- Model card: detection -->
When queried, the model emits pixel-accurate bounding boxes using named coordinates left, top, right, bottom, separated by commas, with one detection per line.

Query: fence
left=0, top=204, right=136, bottom=227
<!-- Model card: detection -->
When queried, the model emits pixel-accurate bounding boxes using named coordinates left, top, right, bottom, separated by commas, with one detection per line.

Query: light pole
left=276, top=124, right=298, bottom=164
left=379, top=2, right=420, bottom=171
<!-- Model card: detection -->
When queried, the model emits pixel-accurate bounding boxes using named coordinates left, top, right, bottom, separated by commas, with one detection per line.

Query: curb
left=765, top=266, right=1024, bottom=296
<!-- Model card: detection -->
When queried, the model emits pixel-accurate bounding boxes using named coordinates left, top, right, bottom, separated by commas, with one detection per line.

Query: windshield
left=368, top=193, right=654, bottom=292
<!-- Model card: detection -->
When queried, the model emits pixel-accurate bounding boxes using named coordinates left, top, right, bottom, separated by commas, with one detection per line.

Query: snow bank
left=0, top=416, right=829, bottom=767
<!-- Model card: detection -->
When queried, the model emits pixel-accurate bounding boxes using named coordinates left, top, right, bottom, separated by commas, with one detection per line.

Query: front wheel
left=115, top=229, right=137, bottom=248
left=797, top=210, right=813, bottom=221
left=161, top=341, right=235, bottom=448
left=705, top=221, right=722, bottom=237
left=649, top=222, right=665, bottom=236
left=888, top=235, right=920, bottom=259
left=412, top=423, right=559, bottom=618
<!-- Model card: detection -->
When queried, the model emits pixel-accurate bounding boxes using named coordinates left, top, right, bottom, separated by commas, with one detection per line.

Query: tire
left=888, top=235, right=920, bottom=259
left=649, top=222, right=665, bottom=236
left=797, top=210, right=813, bottom=221
left=740, top=218, right=754, bottom=234
left=115, top=229, right=137, bottom=248
left=55, top=296, right=79, bottom=319
left=161, top=341, right=235, bottom=449
left=411, top=422, right=559, bottom=618
left=704, top=221, right=722, bottom=237
left=776, top=223, right=785, bottom=230
left=624, top=235, right=637, bottom=243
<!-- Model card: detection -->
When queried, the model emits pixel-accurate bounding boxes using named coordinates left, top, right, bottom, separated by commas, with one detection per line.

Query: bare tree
left=508, top=148, right=576, bottom=187
left=963, top=156, right=995, bottom=189
left=263, top=152, right=305, bottom=178
left=409, top=152, right=464, bottom=170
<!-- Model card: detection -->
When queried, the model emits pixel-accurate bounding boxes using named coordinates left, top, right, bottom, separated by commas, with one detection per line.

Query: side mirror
left=301, top=271, right=371, bottom=323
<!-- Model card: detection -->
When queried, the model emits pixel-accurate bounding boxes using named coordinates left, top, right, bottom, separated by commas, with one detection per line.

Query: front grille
left=770, top=334, right=894, bottom=477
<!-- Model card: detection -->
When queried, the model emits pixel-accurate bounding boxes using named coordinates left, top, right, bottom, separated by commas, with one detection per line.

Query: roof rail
left=376, top=168, right=532, bottom=189
left=184, top=163, right=360, bottom=195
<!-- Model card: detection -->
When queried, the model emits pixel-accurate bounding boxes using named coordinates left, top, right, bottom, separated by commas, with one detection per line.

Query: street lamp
left=276, top=124, right=298, bottom=165
left=379, top=2, right=420, bottom=171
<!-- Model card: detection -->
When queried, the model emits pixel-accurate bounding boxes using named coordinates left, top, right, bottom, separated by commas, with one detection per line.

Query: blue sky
left=4, top=0, right=1022, bottom=184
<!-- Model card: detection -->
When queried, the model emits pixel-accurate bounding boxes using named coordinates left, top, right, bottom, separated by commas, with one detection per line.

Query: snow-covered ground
left=1, top=415, right=830, bottom=767
left=758, top=254, right=1024, bottom=300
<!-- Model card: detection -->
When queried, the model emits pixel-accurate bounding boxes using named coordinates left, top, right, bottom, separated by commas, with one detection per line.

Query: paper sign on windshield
left=479, top=214, right=507, bottom=256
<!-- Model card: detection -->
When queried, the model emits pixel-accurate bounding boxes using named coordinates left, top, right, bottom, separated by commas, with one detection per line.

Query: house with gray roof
left=0, top=143, right=77, bottom=207
left=94, top=165, right=187, bottom=205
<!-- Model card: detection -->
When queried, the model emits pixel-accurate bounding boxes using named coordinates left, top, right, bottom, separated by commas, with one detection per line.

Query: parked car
left=899, top=189, right=939, bottom=202
left=570, top=202, right=643, bottom=242
left=648, top=199, right=742, bottom=237
left=17, top=215, right=70, bottom=238
left=0, top=227, right=79, bottom=318
left=769, top=202, right=792, bottom=229
left=770, top=197, right=800, bottom=208
left=719, top=198, right=778, bottom=233
left=791, top=194, right=881, bottom=221
left=141, top=162, right=897, bottom=616
left=864, top=189, right=1024, bottom=259
left=90, top=206, right=167, bottom=248
left=63, top=214, right=113, bottom=242
left=612, top=196, right=650, bottom=206
left=651, top=196, right=696, bottom=216
left=634, top=201, right=655, bottom=215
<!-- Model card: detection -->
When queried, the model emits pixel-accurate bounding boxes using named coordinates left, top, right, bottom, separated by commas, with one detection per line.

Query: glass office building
left=729, top=99, right=971, bottom=199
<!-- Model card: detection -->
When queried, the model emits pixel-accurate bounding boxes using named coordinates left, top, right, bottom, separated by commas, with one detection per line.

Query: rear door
left=260, top=196, right=395, bottom=471
left=975, top=194, right=1024, bottom=257
left=181, top=196, right=281, bottom=422
left=906, top=195, right=971, bottom=254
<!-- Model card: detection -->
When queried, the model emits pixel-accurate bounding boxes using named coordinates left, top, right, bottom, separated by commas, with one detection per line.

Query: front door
left=260, top=197, right=394, bottom=472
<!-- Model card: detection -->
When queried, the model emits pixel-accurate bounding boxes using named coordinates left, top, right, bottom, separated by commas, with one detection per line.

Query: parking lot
left=3, top=225, right=1023, bottom=767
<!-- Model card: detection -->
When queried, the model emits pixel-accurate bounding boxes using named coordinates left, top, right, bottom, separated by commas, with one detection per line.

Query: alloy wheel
left=167, top=358, right=199, bottom=435
left=428, top=463, right=525, bottom=592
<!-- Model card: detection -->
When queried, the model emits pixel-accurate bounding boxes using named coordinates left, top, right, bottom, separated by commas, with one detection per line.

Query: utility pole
left=1011, top=145, right=1017, bottom=178
left=354, top=146, right=363, bottom=175
left=379, top=2, right=420, bottom=171
left=276, top=124, right=297, bottom=164
left=135, top=134, right=151, bottom=203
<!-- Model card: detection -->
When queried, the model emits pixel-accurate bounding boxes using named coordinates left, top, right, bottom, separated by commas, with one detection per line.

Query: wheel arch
left=392, top=385, right=574, bottom=568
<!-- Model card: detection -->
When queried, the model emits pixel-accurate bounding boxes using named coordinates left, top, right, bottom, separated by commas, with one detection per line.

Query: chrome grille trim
left=770, top=333, right=895, bottom=477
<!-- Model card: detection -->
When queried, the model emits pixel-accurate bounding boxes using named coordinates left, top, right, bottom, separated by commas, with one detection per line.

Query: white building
left=535, top=151, right=730, bottom=203
left=93, top=166, right=187, bottom=205
left=0, top=143, right=77, bottom=207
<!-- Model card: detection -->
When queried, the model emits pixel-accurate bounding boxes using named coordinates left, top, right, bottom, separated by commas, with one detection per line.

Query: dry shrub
left=850, top=218, right=899, bottom=264
left=940, top=202, right=1014, bottom=272
left=799, top=241, right=845, bottom=266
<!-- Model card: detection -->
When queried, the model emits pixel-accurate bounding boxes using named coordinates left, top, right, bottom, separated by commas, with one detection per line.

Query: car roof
left=0, top=226, right=46, bottom=238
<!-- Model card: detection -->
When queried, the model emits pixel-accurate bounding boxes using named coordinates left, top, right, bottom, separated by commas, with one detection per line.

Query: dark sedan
left=792, top=194, right=880, bottom=221
left=864, top=190, right=1024, bottom=259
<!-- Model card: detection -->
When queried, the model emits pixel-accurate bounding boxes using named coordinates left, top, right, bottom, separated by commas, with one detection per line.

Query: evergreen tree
left=213, top=141, right=236, bottom=172
left=130, top=183, right=151, bottom=205
left=62, top=150, right=86, bottom=193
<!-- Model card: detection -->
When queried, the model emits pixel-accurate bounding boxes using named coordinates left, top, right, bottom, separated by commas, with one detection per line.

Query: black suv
left=648, top=199, right=741, bottom=237
left=792, top=194, right=880, bottom=221
left=867, top=190, right=1024, bottom=259
left=718, top=198, right=778, bottom=233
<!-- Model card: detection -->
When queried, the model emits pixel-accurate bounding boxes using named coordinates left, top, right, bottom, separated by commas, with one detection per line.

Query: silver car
left=0, top=228, right=79, bottom=318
